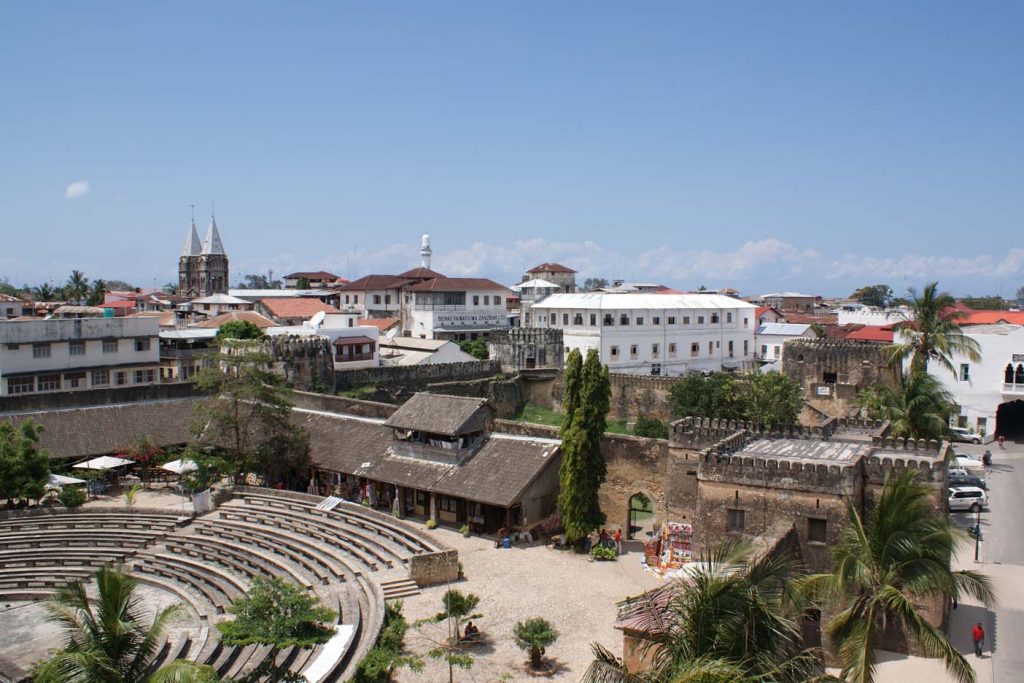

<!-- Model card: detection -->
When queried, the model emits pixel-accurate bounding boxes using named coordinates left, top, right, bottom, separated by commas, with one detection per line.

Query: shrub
left=633, top=417, right=669, bottom=439
left=590, top=545, right=617, bottom=561
left=425, top=518, right=438, bottom=529
left=58, top=485, right=86, bottom=509
left=459, top=524, right=471, bottom=537
left=353, top=601, right=416, bottom=683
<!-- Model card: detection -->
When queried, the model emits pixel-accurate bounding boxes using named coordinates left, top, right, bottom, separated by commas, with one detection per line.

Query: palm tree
left=34, top=282, right=56, bottom=301
left=888, top=282, right=981, bottom=376
left=514, top=618, right=558, bottom=670
left=87, top=279, right=108, bottom=306
left=583, top=539, right=833, bottom=683
left=32, top=565, right=219, bottom=683
left=857, top=370, right=953, bottom=441
left=65, top=270, right=90, bottom=305
left=801, top=471, right=995, bottom=683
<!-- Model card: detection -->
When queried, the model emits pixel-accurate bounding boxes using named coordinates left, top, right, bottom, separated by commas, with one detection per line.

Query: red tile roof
left=337, top=275, right=411, bottom=291
left=259, top=298, right=342, bottom=320
left=193, top=311, right=278, bottom=329
left=285, top=271, right=340, bottom=280
left=527, top=262, right=577, bottom=274
left=398, top=267, right=445, bottom=279
left=333, top=335, right=376, bottom=346
left=358, top=318, right=401, bottom=332
left=409, top=277, right=510, bottom=292
left=959, top=310, right=1024, bottom=325
left=845, top=326, right=894, bottom=342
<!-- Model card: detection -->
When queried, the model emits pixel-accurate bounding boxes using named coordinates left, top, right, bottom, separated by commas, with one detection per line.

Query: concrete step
left=379, top=578, right=420, bottom=600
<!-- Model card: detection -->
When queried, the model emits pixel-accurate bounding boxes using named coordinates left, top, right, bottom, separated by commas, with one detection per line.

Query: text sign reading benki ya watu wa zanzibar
left=435, top=312, right=506, bottom=327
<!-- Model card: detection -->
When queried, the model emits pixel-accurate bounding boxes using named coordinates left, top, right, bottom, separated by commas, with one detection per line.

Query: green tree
left=353, top=601, right=422, bottom=683
left=632, top=417, right=669, bottom=439
left=218, top=575, right=335, bottom=682
left=34, top=282, right=56, bottom=301
left=58, top=485, right=86, bottom=509
left=560, top=348, right=583, bottom=433
left=457, top=338, right=488, bottom=360
left=123, top=435, right=164, bottom=488
left=86, top=279, right=108, bottom=306
left=32, top=566, right=218, bottom=683
left=958, top=295, right=1006, bottom=311
left=295, top=276, right=311, bottom=289
left=558, top=349, right=610, bottom=546
left=887, top=282, right=981, bottom=377
left=584, top=539, right=830, bottom=683
left=850, top=284, right=893, bottom=308
left=855, top=371, right=953, bottom=441
left=192, top=345, right=309, bottom=485
left=415, top=590, right=482, bottom=683
left=514, top=618, right=558, bottom=670
left=0, top=420, right=51, bottom=504
left=582, top=277, right=609, bottom=292
left=745, top=371, right=801, bottom=429
left=214, top=320, right=266, bottom=341
left=801, top=471, right=995, bottom=683
left=65, top=270, right=90, bottom=304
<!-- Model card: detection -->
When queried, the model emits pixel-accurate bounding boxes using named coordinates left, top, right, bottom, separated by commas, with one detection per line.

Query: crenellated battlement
left=670, top=415, right=839, bottom=448
left=219, top=335, right=335, bottom=391
left=863, top=452, right=946, bottom=484
left=698, top=451, right=861, bottom=493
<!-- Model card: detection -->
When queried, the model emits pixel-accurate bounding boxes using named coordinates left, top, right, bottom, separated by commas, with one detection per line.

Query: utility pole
left=974, top=507, right=982, bottom=561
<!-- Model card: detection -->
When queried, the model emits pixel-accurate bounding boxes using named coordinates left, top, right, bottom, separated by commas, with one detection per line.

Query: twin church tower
left=178, top=210, right=229, bottom=298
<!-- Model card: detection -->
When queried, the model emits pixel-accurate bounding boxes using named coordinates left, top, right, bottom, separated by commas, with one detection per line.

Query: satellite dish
left=309, top=311, right=327, bottom=328
left=384, top=327, right=398, bottom=343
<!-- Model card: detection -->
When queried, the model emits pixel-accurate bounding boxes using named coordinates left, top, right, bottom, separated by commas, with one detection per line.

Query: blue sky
left=2, top=2, right=1022, bottom=297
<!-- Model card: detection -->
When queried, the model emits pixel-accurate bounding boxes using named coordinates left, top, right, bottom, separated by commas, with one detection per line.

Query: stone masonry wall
left=487, top=327, right=564, bottom=373
left=221, top=336, right=335, bottom=393
left=335, top=361, right=501, bottom=394
left=782, top=338, right=892, bottom=418
left=409, top=549, right=460, bottom=587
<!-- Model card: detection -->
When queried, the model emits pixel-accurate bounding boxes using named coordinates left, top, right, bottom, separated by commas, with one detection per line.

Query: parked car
left=948, top=474, right=988, bottom=491
left=949, top=427, right=982, bottom=444
left=947, top=466, right=969, bottom=478
left=948, top=486, right=988, bottom=512
left=954, top=455, right=985, bottom=470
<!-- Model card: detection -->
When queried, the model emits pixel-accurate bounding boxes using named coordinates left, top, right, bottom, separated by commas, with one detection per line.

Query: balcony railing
left=1003, top=383, right=1024, bottom=394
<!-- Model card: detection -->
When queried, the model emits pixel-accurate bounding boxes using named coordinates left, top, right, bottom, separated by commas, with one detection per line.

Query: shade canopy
left=72, top=455, right=135, bottom=470
left=160, top=458, right=198, bottom=475
left=47, top=473, right=87, bottom=487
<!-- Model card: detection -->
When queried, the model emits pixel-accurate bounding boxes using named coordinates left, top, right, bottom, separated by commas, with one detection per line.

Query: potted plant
left=460, top=524, right=471, bottom=538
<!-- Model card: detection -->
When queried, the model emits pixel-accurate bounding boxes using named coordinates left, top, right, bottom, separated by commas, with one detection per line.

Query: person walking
left=972, top=621, right=985, bottom=657
left=614, top=528, right=622, bottom=555
left=998, top=434, right=1005, bottom=450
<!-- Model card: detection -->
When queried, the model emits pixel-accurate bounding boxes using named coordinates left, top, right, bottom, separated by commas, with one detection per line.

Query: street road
left=956, top=439, right=1024, bottom=682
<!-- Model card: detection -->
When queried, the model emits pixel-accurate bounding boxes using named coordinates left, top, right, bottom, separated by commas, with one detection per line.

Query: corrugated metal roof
left=756, top=323, right=811, bottom=336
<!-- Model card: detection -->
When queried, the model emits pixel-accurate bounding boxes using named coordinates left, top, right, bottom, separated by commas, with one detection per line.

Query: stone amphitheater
left=0, top=487, right=456, bottom=682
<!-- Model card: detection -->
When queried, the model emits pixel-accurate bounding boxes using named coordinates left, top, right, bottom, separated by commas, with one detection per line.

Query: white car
left=948, top=486, right=988, bottom=512
left=955, top=455, right=984, bottom=470
left=947, top=466, right=969, bottom=478
left=949, top=427, right=982, bottom=444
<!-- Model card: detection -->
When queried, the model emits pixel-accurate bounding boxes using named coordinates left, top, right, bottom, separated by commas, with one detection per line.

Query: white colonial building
left=0, top=317, right=161, bottom=396
left=530, top=293, right=757, bottom=376
left=920, top=323, right=1024, bottom=439
left=408, top=278, right=510, bottom=341
left=755, top=323, right=814, bottom=363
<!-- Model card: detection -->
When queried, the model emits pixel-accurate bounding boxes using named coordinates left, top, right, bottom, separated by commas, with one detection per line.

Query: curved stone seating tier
left=219, top=504, right=393, bottom=572
left=192, top=519, right=346, bottom=584
left=238, top=490, right=441, bottom=556
left=165, top=536, right=313, bottom=589
left=0, top=513, right=182, bottom=533
left=0, top=529, right=165, bottom=551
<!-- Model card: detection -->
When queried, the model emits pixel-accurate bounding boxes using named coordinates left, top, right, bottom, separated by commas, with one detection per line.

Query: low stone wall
left=409, top=549, right=460, bottom=587
left=0, top=382, right=205, bottom=415
left=290, top=390, right=397, bottom=419
left=335, top=361, right=501, bottom=392
left=0, top=506, right=193, bottom=521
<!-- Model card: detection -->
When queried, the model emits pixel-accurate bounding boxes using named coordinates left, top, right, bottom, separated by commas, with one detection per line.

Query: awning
left=47, top=473, right=87, bottom=487
left=160, top=458, right=198, bottom=475
left=334, top=336, right=376, bottom=346
left=73, top=455, right=135, bottom=470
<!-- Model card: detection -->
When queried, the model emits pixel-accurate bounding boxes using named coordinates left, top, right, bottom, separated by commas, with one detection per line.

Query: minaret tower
left=178, top=206, right=202, bottom=296
left=420, top=233, right=432, bottom=270
left=199, top=205, right=229, bottom=295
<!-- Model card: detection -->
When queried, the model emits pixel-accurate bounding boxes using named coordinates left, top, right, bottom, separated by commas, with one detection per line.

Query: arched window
left=1016, top=364, right=1024, bottom=385
left=1007, top=364, right=1016, bottom=384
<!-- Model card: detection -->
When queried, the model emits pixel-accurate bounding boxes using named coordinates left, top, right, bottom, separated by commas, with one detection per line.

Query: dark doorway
left=627, top=492, right=654, bottom=540
left=996, top=400, right=1024, bottom=440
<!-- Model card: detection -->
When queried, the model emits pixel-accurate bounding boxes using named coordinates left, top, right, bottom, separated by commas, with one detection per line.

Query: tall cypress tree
left=557, top=348, right=609, bottom=547
left=560, top=349, right=583, bottom=434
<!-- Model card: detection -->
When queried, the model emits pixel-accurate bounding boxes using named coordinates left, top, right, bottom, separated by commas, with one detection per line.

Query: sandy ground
left=394, top=528, right=661, bottom=682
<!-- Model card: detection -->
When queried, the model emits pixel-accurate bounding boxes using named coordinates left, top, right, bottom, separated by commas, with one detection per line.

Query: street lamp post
left=974, top=506, right=982, bottom=561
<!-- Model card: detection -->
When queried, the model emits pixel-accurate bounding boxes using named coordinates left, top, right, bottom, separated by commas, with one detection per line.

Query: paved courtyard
left=396, top=529, right=661, bottom=682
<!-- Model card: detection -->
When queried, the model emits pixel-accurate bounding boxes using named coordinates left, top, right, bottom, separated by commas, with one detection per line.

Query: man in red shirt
left=972, top=622, right=985, bottom=657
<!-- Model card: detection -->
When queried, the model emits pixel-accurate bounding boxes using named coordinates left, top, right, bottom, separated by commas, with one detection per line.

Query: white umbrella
left=48, top=473, right=87, bottom=486
left=72, top=455, right=135, bottom=470
left=160, top=458, right=198, bottom=475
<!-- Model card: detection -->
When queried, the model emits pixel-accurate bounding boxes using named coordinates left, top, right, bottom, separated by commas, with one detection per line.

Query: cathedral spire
left=202, top=203, right=225, bottom=255
left=182, top=205, right=201, bottom=257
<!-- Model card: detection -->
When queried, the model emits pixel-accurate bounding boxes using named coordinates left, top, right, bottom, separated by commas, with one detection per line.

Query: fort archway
left=996, top=399, right=1024, bottom=440
left=625, top=490, right=656, bottom=541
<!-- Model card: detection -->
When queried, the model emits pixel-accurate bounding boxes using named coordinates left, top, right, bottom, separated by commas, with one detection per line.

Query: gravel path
left=394, top=529, right=661, bottom=682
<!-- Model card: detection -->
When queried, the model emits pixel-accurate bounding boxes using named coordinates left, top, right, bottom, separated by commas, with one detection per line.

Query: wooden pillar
left=429, top=492, right=438, bottom=524
left=504, top=506, right=512, bottom=533
left=395, top=486, right=404, bottom=518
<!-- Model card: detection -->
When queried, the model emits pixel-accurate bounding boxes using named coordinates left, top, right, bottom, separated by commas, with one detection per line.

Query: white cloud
left=308, top=236, right=1024, bottom=294
left=64, top=181, right=90, bottom=200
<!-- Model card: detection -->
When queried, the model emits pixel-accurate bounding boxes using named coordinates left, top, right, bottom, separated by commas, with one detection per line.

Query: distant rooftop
left=527, top=262, right=576, bottom=274
left=738, top=438, right=871, bottom=464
